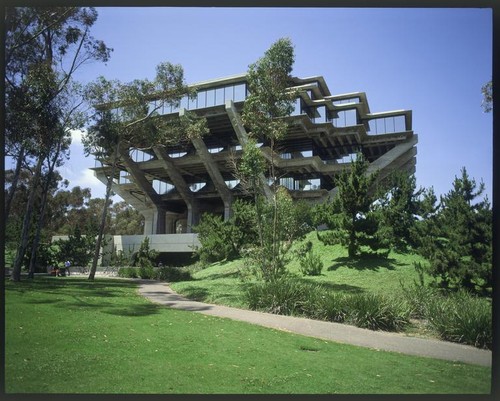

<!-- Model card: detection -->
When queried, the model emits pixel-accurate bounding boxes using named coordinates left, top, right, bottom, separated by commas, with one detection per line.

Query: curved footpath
left=136, top=279, right=491, bottom=367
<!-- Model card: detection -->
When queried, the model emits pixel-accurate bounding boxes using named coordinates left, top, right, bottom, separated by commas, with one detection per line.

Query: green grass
left=5, top=277, right=491, bottom=394
left=172, top=231, right=428, bottom=308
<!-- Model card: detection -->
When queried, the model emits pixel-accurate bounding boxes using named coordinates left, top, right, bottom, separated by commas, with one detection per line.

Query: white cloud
left=70, top=128, right=86, bottom=145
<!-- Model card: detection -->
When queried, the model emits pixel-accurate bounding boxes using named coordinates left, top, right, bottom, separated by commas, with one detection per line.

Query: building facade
left=92, top=73, right=417, bottom=238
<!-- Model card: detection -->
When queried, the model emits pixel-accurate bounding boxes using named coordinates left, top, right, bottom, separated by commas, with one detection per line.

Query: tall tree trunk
left=88, top=143, right=120, bottom=280
left=5, top=144, right=25, bottom=221
left=11, top=154, right=44, bottom=281
left=28, top=142, right=61, bottom=278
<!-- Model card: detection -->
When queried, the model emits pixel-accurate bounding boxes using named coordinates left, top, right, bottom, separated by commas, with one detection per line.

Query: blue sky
left=53, top=7, right=492, bottom=201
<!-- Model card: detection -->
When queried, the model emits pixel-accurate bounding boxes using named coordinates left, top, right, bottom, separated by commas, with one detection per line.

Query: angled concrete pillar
left=225, top=100, right=273, bottom=200
left=118, top=144, right=167, bottom=234
left=189, top=137, right=234, bottom=220
left=153, top=145, right=199, bottom=233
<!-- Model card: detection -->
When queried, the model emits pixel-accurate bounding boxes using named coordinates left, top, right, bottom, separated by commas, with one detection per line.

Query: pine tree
left=422, top=168, right=492, bottom=295
left=318, top=153, right=382, bottom=258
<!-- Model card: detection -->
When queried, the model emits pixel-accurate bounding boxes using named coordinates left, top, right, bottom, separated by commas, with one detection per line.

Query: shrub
left=401, top=282, right=441, bottom=319
left=139, top=265, right=155, bottom=279
left=155, top=266, right=192, bottom=282
left=117, top=266, right=192, bottom=282
left=314, top=292, right=348, bottom=323
left=299, top=249, right=324, bottom=276
left=245, top=278, right=318, bottom=315
left=344, top=293, right=411, bottom=332
left=427, top=290, right=492, bottom=349
left=117, top=267, right=139, bottom=278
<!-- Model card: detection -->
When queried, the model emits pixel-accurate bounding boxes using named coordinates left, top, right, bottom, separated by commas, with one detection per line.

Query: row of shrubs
left=117, top=266, right=192, bottom=282
left=402, top=284, right=492, bottom=349
left=245, top=278, right=492, bottom=349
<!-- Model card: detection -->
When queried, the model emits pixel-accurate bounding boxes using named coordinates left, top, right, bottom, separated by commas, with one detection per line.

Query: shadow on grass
left=103, top=304, right=161, bottom=317
left=296, top=276, right=364, bottom=294
left=328, top=253, right=403, bottom=271
left=175, top=285, right=210, bottom=301
left=5, top=276, right=162, bottom=317
left=200, top=270, right=241, bottom=280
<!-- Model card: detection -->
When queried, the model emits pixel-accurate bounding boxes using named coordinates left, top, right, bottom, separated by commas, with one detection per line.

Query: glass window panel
left=180, top=95, right=189, bottom=111
left=292, top=98, right=301, bottom=116
left=345, top=109, right=357, bottom=126
left=386, top=117, right=395, bottom=133
left=234, top=84, right=246, bottom=101
left=215, top=87, right=224, bottom=105
left=224, top=85, right=234, bottom=102
left=316, top=106, right=326, bottom=123
left=394, top=115, right=406, bottom=132
left=197, top=91, right=206, bottom=108
left=206, top=89, right=215, bottom=107
left=369, top=119, right=376, bottom=133
left=188, top=95, right=197, bottom=110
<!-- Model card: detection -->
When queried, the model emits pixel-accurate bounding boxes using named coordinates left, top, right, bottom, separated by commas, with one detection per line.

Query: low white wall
left=113, top=234, right=200, bottom=254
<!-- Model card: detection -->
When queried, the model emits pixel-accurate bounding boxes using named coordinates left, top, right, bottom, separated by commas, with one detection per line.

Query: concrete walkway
left=136, top=280, right=492, bottom=367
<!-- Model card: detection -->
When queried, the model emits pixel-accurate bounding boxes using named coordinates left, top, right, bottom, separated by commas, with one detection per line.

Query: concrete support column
left=165, top=212, right=177, bottom=234
left=142, top=210, right=155, bottom=235
left=186, top=203, right=200, bottom=233
left=155, top=207, right=166, bottom=234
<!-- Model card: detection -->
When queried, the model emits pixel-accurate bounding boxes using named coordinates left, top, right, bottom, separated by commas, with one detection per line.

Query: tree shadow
left=6, top=276, right=162, bottom=317
left=200, top=270, right=241, bottom=281
left=328, top=253, right=402, bottom=271
left=103, top=304, right=161, bottom=317
left=315, top=281, right=365, bottom=294
left=175, top=285, right=210, bottom=302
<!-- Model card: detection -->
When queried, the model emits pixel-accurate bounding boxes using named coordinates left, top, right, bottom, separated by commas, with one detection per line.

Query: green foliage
left=117, top=267, right=140, bottom=278
left=155, top=266, right=193, bottom=282
left=245, top=278, right=320, bottom=316
left=426, top=291, right=492, bottom=349
left=246, top=278, right=410, bottom=332
left=117, top=266, right=192, bottom=282
left=5, top=277, right=490, bottom=394
left=296, top=241, right=324, bottom=276
left=55, top=225, right=95, bottom=267
left=481, top=80, right=492, bottom=113
left=238, top=138, right=267, bottom=190
left=344, top=293, right=411, bottom=332
left=375, top=171, right=425, bottom=253
left=132, top=237, right=159, bottom=269
left=419, top=168, right=492, bottom=295
left=245, top=188, right=308, bottom=281
left=316, top=153, right=382, bottom=257
left=242, top=37, right=296, bottom=141
left=194, top=199, right=257, bottom=264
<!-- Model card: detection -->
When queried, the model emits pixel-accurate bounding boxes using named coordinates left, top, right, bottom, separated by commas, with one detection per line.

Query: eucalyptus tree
left=236, top=38, right=305, bottom=281
left=83, top=63, right=208, bottom=280
left=5, top=7, right=111, bottom=221
left=481, top=80, right=492, bottom=113
left=5, top=7, right=111, bottom=281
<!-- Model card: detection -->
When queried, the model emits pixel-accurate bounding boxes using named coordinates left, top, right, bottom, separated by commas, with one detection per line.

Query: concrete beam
left=327, top=136, right=418, bottom=201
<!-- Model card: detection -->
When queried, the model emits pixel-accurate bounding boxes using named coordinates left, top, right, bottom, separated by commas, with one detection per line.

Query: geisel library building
left=92, top=73, right=418, bottom=263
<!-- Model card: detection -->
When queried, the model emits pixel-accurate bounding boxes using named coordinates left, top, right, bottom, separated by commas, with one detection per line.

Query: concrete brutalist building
left=92, top=73, right=417, bottom=259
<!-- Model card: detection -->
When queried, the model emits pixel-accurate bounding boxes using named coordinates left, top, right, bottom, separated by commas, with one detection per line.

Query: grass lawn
left=4, top=276, right=491, bottom=394
left=171, top=231, right=429, bottom=308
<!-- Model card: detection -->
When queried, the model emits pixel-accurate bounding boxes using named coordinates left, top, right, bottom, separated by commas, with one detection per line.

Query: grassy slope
left=5, top=277, right=490, bottom=394
left=171, top=231, right=428, bottom=308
